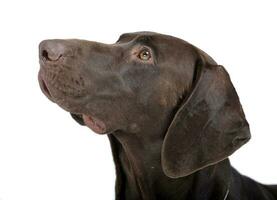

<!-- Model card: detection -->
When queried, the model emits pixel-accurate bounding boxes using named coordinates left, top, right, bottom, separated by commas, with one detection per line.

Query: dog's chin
left=71, top=113, right=107, bottom=134
left=70, top=113, right=116, bottom=135
left=85, top=114, right=108, bottom=134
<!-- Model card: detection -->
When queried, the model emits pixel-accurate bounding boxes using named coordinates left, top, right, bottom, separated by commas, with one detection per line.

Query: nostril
left=41, top=49, right=62, bottom=62
left=39, top=40, right=71, bottom=62
left=42, top=50, right=50, bottom=61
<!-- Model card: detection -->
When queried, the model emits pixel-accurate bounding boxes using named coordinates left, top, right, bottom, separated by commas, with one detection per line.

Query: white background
left=0, top=0, right=276, bottom=199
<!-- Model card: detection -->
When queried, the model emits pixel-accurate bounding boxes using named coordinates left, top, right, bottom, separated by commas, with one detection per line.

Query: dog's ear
left=161, top=58, right=251, bottom=178
left=70, top=113, right=85, bottom=125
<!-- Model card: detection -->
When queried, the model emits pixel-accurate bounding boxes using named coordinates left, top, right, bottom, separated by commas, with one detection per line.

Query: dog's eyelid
left=141, top=46, right=151, bottom=50
left=131, top=45, right=152, bottom=55
left=139, top=46, right=151, bottom=53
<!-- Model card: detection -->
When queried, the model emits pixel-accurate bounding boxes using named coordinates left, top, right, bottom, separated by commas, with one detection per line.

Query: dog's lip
left=38, top=73, right=53, bottom=100
left=82, top=114, right=107, bottom=134
left=39, top=70, right=107, bottom=134
left=41, top=79, right=51, bottom=97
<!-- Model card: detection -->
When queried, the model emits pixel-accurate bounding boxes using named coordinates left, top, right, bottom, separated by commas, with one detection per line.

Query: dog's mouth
left=39, top=73, right=107, bottom=134
left=38, top=67, right=111, bottom=135
left=41, top=78, right=52, bottom=99
left=71, top=113, right=107, bottom=134
left=82, top=114, right=107, bottom=134
left=38, top=70, right=52, bottom=100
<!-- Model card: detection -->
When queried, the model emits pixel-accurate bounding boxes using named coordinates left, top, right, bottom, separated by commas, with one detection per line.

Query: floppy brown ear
left=161, top=61, right=251, bottom=178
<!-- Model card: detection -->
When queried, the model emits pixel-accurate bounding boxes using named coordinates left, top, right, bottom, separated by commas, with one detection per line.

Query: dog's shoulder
left=229, top=167, right=276, bottom=200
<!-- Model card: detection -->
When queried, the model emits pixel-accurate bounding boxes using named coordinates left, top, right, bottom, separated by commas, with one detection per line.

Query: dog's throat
left=82, top=114, right=106, bottom=134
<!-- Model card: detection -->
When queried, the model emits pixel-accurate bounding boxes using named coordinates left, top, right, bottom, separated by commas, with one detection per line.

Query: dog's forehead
left=118, top=31, right=157, bottom=41
left=117, top=31, right=179, bottom=44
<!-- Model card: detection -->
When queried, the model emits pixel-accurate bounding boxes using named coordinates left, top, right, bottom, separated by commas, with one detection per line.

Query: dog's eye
left=138, top=49, right=151, bottom=61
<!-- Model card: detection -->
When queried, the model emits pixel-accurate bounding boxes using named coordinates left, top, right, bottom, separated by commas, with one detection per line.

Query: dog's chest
left=118, top=146, right=157, bottom=199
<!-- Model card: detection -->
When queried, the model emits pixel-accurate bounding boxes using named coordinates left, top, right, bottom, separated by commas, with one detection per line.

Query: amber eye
left=138, top=49, right=151, bottom=61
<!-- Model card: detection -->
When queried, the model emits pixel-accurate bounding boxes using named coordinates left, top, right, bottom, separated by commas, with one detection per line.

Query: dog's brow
left=135, top=36, right=153, bottom=44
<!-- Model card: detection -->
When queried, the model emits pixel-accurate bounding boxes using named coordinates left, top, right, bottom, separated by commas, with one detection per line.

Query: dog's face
left=38, top=32, right=196, bottom=134
left=38, top=32, right=250, bottom=178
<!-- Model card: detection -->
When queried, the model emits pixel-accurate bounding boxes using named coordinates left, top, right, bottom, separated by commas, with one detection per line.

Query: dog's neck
left=109, top=127, right=232, bottom=200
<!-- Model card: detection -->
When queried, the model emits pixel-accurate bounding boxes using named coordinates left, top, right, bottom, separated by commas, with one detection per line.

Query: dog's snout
left=39, top=40, right=72, bottom=62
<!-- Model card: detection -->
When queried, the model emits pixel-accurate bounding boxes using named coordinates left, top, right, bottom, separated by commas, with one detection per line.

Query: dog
left=38, top=32, right=277, bottom=199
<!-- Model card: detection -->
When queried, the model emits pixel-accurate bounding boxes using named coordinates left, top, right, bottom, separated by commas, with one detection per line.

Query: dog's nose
left=39, top=40, right=72, bottom=62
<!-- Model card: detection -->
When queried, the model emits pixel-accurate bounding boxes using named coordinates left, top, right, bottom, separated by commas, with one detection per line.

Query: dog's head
left=38, top=32, right=250, bottom=178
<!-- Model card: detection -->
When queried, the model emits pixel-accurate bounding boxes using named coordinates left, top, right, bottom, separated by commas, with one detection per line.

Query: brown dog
left=38, top=32, right=277, bottom=200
